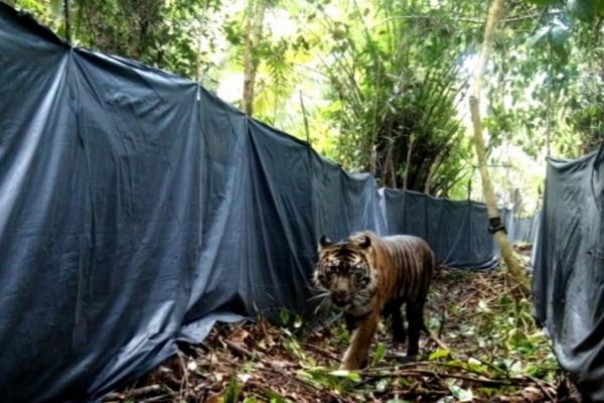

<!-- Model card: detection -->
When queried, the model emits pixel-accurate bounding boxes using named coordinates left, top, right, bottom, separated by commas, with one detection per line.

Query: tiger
left=313, top=230, right=435, bottom=370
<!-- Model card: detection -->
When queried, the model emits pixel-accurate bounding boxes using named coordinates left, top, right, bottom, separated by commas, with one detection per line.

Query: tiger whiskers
left=352, top=287, right=377, bottom=308
left=307, top=291, right=330, bottom=302
left=305, top=284, right=333, bottom=314
left=313, top=294, right=334, bottom=315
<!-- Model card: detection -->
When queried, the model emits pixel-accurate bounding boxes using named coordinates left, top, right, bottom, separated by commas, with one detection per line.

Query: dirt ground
left=103, top=258, right=582, bottom=402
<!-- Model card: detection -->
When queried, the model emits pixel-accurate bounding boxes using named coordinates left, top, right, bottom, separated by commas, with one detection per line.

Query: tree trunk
left=403, top=133, right=415, bottom=190
left=370, top=144, right=377, bottom=176
left=242, top=0, right=267, bottom=116
left=299, top=90, right=311, bottom=144
left=64, top=0, right=71, bottom=42
left=424, top=144, right=448, bottom=194
left=387, top=143, right=397, bottom=188
left=469, top=0, right=530, bottom=296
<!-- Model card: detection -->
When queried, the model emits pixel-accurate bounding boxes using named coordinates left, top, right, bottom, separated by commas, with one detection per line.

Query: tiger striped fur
left=313, top=230, right=435, bottom=370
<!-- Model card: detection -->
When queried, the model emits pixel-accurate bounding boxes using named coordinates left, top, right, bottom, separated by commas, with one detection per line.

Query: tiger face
left=314, top=234, right=377, bottom=311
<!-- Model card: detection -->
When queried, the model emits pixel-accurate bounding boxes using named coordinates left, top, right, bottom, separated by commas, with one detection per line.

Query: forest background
left=5, top=0, right=604, bottom=216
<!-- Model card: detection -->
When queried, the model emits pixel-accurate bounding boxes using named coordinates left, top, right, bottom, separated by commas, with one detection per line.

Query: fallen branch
left=469, top=355, right=510, bottom=378
left=177, top=353, right=190, bottom=400
left=139, top=393, right=176, bottom=402
left=223, top=339, right=255, bottom=359
left=363, top=368, right=532, bottom=388
left=527, top=375, right=557, bottom=401
left=301, top=342, right=340, bottom=361
left=366, top=360, right=533, bottom=385
left=389, top=388, right=450, bottom=397
left=121, top=385, right=163, bottom=399
left=427, top=331, right=450, bottom=352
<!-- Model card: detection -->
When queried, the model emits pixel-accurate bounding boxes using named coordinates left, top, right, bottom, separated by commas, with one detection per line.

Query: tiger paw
left=398, top=356, right=411, bottom=364
left=341, top=354, right=365, bottom=370
left=340, top=360, right=361, bottom=370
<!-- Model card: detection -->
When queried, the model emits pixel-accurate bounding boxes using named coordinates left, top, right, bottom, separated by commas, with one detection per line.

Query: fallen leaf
left=228, top=327, right=251, bottom=346
left=205, top=393, right=223, bottom=403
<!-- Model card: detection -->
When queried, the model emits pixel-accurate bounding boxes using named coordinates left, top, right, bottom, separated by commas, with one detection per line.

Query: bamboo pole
left=469, top=0, right=530, bottom=296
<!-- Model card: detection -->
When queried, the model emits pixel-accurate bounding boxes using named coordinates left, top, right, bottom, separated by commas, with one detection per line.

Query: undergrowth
left=105, top=267, right=573, bottom=403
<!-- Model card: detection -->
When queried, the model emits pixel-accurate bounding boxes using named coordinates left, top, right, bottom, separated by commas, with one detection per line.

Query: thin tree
left=469, top=0, right=530, bottom=295
left=242, top=0, right=267, bottom=116
left=64, top=0, right=71, bottom=42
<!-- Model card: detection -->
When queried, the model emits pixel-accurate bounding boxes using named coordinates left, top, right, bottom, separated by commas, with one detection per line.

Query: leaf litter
left=103, top=259, right=582, bottom=402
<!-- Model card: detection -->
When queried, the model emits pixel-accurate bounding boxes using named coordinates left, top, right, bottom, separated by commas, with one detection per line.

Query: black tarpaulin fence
left=0, top=5, right=529, bottom=402
left=380, top=189, right=497, bottom=269
left=501, top=207, right=540, bottom=245
left=512, top=214, right=540, bottom=244
left=533, top=148, right=604, bottom=402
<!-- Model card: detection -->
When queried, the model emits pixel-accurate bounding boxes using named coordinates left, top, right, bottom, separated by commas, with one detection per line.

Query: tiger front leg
left=341, top=311, right=380, bottom=370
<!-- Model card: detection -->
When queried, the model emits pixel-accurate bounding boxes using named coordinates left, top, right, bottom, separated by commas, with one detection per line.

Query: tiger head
left=313, top=233, right=377, bottom=311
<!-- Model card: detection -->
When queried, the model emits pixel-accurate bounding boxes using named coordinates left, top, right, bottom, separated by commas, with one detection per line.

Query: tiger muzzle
left=331, top=290, right=352, bottom=307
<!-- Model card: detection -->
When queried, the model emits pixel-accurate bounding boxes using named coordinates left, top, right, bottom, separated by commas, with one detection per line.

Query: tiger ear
left=358, top=235, right=371, bottom=249
left=319, top=235, right=332, bottom=250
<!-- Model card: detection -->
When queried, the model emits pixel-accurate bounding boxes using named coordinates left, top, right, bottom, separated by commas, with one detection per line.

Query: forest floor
left=104, top=249, right=581, bottom=402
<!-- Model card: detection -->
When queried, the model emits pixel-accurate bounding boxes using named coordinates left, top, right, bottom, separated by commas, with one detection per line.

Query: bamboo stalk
left=469, top=0, right=530, bottom=296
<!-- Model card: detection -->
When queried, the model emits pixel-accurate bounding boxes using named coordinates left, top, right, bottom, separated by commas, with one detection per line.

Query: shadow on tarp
left=0, top=4, right=506, bottom=402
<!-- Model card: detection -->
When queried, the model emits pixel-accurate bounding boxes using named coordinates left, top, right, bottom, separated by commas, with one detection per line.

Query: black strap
left=488, top=216, right=507, bottom=234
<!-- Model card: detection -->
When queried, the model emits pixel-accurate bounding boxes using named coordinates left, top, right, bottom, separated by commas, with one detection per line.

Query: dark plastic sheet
left=500, top=206, right=540, bottom=245
left=380, top=189, right=497, bottom=269
left=511, top=214, right=540, bottom=244
left=0, top=5, right=500, bottom=401
left=533, top=149, right=604, bottom=401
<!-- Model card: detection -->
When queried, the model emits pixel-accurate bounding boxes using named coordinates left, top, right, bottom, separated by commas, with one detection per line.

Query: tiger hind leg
left=389, top=304, right=406, bottom=345
left=405, top=302, right=425, bottom=358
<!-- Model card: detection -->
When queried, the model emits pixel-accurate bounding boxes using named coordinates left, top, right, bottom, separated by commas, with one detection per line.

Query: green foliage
left=486, top=0, right=604, bottom=160
left=472, top=296, right=558, bottom=381
left=260, top=390, right=289, bottom=403
left=311, top=0, right=479, bottom=195
left=283, top=334, right=305, bottom=360
left=429, top=348, right=451, bottom=360
left=568, top=0, right=604, bottom=21
left=448, top=383, right=474, bottom=402
left=9, top=0, right=604, bottom=203
left=524, top=0, right=559, bottom=6
left=296, top=366, right=361, bottom=392
left=224, top=377, right=242, bottom=403
left=278, top=308, right=303, bottom=331
left=9, top=0, right=63, bottom=31
left=372, top=341, right=387, bottom=366
left=530, top=23, right=571, bottom=61
left=426, top=275, right=559, bottom=386
left=11, top=0, right=226, bottom=84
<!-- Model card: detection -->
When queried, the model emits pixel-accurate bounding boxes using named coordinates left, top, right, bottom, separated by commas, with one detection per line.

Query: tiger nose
left=333, top=290, right=346, bottom=298
left=332, top=290, right=349, bottom=303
